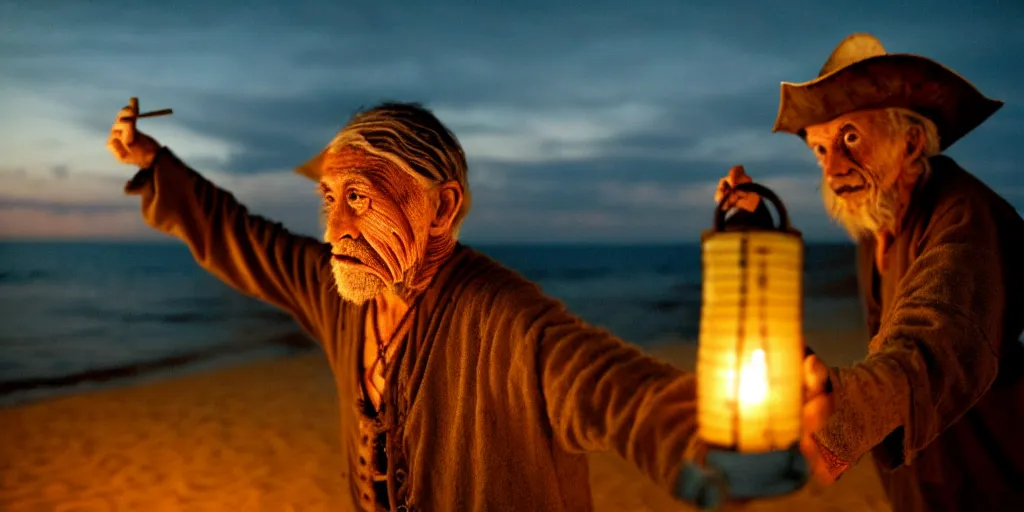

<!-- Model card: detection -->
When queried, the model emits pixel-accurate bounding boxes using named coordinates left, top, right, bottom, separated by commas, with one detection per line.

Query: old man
left=107, top=101, right=830, bottom=511
left=719, top=33, right=1024, bottom=512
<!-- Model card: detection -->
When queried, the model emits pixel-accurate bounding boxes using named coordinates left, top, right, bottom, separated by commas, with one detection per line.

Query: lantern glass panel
left=697, top=230, right=804, bottom=453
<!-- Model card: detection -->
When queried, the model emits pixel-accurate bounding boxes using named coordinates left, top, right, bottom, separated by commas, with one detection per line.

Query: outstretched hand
left=106, top=97, right=161, bottom=169
left=714, top=165, right=761, bottom=213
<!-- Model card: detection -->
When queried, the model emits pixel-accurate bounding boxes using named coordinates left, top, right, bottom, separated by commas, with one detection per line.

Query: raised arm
left=813, top=195, right=1005, bottom=473
left=107, top=102, right=333, bottom=342
left=126, top=148, right=333, bottom=340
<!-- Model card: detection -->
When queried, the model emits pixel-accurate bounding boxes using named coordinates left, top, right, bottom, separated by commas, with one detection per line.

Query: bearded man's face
left=317, top=146, right=434, bottom=305
left=804, top=109, right=914, bottom=240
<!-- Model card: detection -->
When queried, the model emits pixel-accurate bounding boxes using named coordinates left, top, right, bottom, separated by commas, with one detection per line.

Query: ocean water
left=0, top=241, right=861, bottom=406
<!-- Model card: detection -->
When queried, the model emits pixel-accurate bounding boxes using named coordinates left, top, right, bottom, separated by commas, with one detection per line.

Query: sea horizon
left=0, top=240, right=863, bottom=407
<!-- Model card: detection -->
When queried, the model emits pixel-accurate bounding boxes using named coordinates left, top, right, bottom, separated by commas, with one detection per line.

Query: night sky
left=2, top=0, right=1021, bottom=242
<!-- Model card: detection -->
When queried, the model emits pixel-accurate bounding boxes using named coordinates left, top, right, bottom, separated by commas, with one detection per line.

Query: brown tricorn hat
left=771, top=33, right=1003, bottom=150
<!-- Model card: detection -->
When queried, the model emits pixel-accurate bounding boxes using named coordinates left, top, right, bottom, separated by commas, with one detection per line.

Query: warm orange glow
left=697, top=230, right=804, bottom=453
left=736, top=348, right=768, bottom=408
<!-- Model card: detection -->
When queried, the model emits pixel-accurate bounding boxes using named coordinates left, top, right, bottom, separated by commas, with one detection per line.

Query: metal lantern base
left=676, top=442, right=809, bottom=510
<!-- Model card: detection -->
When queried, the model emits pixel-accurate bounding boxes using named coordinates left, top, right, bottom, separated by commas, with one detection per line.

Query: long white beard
left=822, top=180, right=901, bottom=242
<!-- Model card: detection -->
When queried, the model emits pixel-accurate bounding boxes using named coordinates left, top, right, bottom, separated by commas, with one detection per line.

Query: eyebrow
left=318, top=176, right=375, bottom=196
left=805, top=126, right=837, bottom=146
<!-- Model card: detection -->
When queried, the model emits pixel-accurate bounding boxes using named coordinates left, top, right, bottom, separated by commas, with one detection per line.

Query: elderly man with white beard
left=718, top=33, right=1024, bottom=512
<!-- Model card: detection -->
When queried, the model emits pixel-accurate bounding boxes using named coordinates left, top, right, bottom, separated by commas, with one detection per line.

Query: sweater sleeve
left=486, top=280, right=700, bottom=493
left=816, top=195, right=1004, bottom=469
left=124, top=147, right=334, bottom=343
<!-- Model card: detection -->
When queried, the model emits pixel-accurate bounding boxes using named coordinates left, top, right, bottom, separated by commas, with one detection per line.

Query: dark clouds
left=1, top=0, right=1022, bottom=241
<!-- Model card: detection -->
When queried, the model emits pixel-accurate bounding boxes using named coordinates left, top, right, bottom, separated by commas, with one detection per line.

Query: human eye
left=318, top=182, right=336, bottom=209
left=346, top=188, right=371, bottom=212
left=841, top=125, right=860, bottom=146
left=320, top=194, right=336, bottom=214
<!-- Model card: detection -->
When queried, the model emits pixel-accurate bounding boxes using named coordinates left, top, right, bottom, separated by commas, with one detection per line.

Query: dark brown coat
left=125, top=149, right=699, bottom=511
left=820, top=155, right=1024, bottom=512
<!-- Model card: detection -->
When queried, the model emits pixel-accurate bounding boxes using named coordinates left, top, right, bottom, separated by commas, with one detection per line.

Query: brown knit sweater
left=126, top=148, right=699, bottom=511
left=814, top=156, right=1024, bottom=512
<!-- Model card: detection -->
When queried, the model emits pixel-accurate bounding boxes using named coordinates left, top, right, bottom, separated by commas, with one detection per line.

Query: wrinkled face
left=319, top=146, right=434, bottom=304
left=804, top=109, right=907, bottom=239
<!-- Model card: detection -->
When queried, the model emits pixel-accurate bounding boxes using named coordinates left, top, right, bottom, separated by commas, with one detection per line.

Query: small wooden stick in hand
left=129, top=97, right=173, bottom=119
left=137, top=108, right=174, bottom=118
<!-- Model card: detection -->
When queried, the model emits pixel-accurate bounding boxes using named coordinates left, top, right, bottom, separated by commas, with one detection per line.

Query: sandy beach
left=0, top=331, right=889, bottom=512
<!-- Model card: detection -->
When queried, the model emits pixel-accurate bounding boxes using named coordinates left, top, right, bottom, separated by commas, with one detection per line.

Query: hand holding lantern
left=714, top=165, right=761, bottom=214
left=676, top=180, right=834, bottom=509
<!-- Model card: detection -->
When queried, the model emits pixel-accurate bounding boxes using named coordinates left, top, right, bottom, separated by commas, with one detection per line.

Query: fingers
left=716, top=189, right=743, bottom=211
left=714, top=177, right=731, bottom=204
left=123, top=101, right=138, bottom=145
left=802, top=394, right=833, bottom=433
left=716, top=165, right=755, bottom=209
left=107, top=103, right=135, bottom=162
left=108, top=98, right=160, bottom=166
left=727, top=165, right=749, bottom=184
left=801, top=355, right=835, bottom=446
left=109, top=97, right=138, bottom=133
left=112, top=103, right=138, bottom=123
left=801, top=355, right=838, bottom=487
left=800, top=434, right=825, bottom=478
left=799, top=433, right=838, bottom=487
left=803, top=355, right=830, bottom=397
left=111, top=107, right=135, bottom=131
left=107, top=136, right=129, bottom=161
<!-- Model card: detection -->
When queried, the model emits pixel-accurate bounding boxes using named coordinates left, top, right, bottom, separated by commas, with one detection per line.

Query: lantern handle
left=713, top=182, right=792, bottom=233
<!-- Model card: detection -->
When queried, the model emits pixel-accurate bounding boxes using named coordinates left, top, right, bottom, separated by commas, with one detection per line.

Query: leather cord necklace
left=366, top=296, right=422, bottom=400
left=368, top=302, right=389, bottom=399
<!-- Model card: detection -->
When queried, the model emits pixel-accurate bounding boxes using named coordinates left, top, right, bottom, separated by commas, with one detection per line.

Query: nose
left=325, top=203, right=360, bottom=242
left=822, top=150, right=856, bottom=183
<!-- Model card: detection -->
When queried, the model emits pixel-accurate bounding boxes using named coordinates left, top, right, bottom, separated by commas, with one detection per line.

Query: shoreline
left=0, top=326, right=701, bottom=410
left=1, top=291, right=863, bottom=409
left=0, top=332, right=313, bottom=394
left=0, top=333, right=316, bottom=408
left=0, top=313, right=866, bottom=410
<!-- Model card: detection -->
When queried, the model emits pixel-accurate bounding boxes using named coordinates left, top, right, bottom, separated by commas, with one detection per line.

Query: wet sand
left=0, top=330, right=889, bottom=512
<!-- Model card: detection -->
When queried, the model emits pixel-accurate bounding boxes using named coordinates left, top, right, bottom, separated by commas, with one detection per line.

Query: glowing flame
left=738, top=348, right=768, bottom=408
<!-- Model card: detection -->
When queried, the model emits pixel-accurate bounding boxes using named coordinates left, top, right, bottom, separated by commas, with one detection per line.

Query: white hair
left=887, top=107, right=941, bottom=177
left=327, top=102, right=471, bottom=239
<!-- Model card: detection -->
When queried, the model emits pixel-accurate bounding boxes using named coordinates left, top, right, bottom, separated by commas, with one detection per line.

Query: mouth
left=833, top=184, right=867, bottom=197
left=331, top=253, right=364, bottom=266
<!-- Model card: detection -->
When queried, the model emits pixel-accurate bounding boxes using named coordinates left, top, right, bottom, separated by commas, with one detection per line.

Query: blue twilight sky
left=1, top=0, right=1021, bottom=243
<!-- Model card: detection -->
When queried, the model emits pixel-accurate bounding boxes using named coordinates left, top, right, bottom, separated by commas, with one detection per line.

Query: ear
left=429, top=181, right=463, bottom=236
left=903, top=124, right=925, bottom=165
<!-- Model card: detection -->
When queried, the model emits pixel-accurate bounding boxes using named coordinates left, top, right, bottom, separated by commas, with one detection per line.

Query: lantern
left=676, top=182, right=808, bottom=509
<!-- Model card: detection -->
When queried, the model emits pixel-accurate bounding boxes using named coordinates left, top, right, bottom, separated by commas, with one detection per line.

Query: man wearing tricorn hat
left=106, top=99, right=834, bottom=509
left=719, top=33, right=1024, bottom=511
